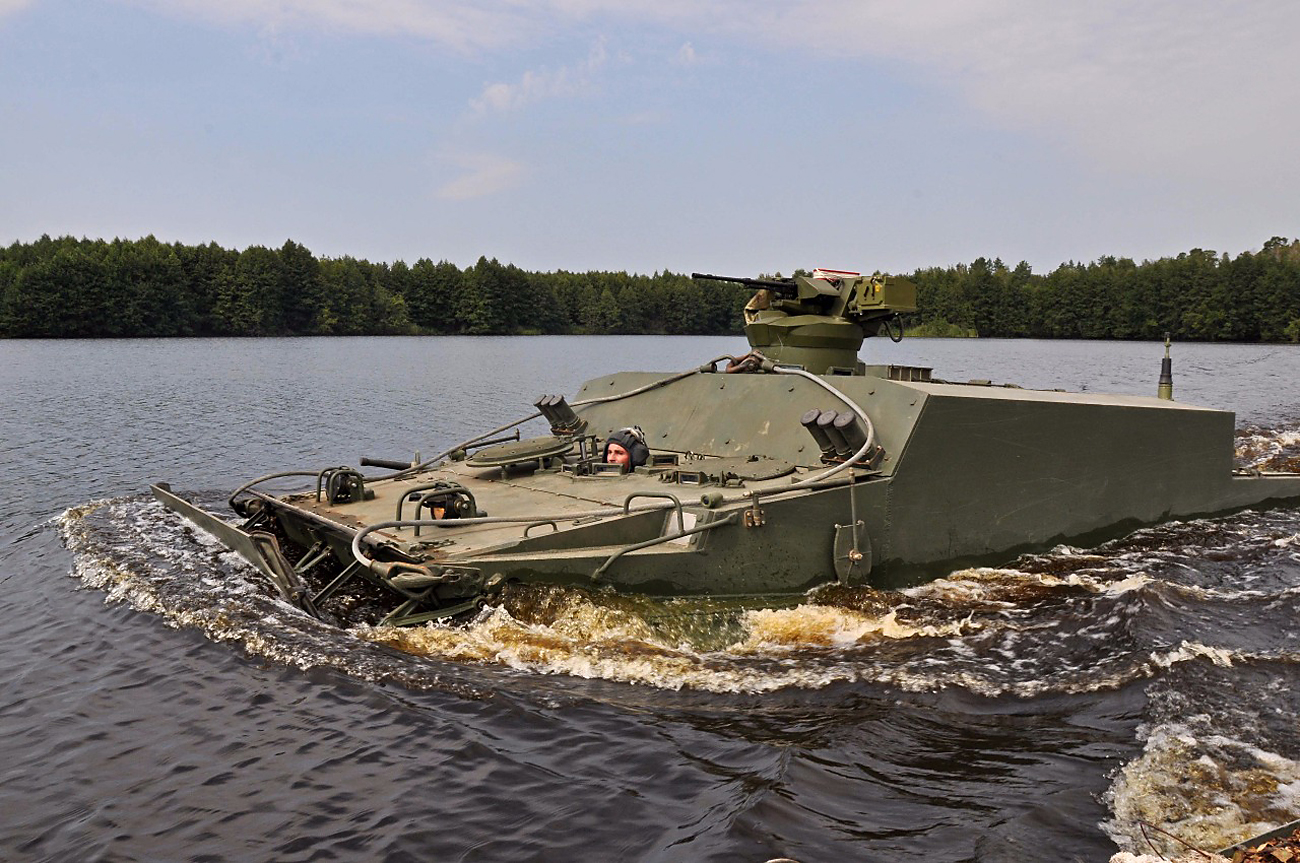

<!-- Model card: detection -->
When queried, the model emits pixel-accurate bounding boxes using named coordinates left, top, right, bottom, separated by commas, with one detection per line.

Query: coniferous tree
left=4, top=234, right=1300, bottom=341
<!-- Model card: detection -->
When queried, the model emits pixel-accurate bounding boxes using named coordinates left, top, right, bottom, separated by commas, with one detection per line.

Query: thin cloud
left=470, top=38, right=609, bottom=115
left=122, top=0, right=552, bottom=52
left=0, top=0, right=34, bottom=19
left=116, top=0, right=1300, bottom=182
left=713, top=0, right=1300, bottom=180
left=437, top=153, right=525, bottom=200
left=672, top=42, right=696, bottom=66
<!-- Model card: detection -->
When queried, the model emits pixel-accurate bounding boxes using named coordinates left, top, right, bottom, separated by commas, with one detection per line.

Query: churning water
left=5, top=335, right=1300, bottom=862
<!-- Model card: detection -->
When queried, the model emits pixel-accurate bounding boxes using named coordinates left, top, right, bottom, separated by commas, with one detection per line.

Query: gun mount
left=693, top=270, right=917, bottom=374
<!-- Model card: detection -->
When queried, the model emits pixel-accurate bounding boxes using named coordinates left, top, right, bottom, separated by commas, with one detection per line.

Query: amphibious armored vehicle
left=153, top=269, right=1300, bottom=626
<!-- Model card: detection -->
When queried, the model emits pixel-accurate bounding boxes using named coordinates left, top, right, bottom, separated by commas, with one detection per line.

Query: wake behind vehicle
left=152, top=269, right=1300, bottom=626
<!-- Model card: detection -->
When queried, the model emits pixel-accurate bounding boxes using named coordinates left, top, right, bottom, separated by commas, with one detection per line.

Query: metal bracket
left=744, top=493, right=765, bottom=528
left=832, top=520, right=871, bottom=585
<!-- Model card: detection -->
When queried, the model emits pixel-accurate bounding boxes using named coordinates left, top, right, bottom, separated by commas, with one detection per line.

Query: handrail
left=394, top=482, right=478, bottom=531
left=411, top=487, right=479, bottom=536
left=316, top=466, right=365, bottom=503
left=622, top=492, right=685, bottom=533
left=591, top=512, right=738, bottom=581
left=395, top=482, right=459, bottom=520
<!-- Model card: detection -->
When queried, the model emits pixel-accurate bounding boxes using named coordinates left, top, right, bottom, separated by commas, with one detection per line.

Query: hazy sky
left=2, top=1, right=1296, bottom=276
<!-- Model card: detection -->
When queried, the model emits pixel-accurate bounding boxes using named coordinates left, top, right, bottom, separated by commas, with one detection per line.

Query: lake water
left=4, top=334, right=1300, bottom=862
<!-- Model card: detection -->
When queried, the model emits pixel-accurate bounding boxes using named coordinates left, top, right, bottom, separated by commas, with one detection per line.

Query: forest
left=2, top=234, right=1299, bottom=341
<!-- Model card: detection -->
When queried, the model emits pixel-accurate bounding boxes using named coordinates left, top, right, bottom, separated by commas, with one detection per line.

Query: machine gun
left=691, top=273, right=799, bottom=297
left=692, top=269, right=917, bottom=374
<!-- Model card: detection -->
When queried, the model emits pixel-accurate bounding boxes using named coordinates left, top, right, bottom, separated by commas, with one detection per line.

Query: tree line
left=1, top=234, right=1298, bottom=341
left=908, top=237, right=1300, bottom=341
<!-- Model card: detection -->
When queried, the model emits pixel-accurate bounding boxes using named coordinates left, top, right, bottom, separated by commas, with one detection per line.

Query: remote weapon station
left=154, top=270, right=1300, bottom=626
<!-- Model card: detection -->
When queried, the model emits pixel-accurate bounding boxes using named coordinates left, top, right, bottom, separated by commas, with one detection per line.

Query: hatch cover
left=466, top=435, right=574, bottom=467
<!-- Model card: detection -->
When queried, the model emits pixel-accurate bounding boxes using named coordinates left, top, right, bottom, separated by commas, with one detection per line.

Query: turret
left=692, top=269, right=916, bottom=374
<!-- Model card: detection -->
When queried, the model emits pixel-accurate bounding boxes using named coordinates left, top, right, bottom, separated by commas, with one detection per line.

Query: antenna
left=1157, top=333, right=1174, bottom=400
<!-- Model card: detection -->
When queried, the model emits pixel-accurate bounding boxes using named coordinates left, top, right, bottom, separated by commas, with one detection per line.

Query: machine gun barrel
left=360, top=456, right=413, bottom=471
left=691, top=272, right=796, bottom=294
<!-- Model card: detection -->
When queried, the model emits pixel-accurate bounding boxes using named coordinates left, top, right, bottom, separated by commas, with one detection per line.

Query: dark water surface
left=4, top=335, right=1300, bottom=862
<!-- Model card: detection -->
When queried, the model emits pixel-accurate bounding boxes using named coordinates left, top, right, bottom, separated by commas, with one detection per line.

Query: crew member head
left=603, top=426, right=649, bottom=471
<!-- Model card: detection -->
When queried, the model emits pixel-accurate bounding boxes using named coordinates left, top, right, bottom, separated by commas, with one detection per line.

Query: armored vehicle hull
left=151, top=270, right=1300, bottom=626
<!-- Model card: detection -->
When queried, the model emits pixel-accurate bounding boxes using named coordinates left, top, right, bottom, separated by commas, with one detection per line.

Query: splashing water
left=56, top=475, right=1300, bottom=702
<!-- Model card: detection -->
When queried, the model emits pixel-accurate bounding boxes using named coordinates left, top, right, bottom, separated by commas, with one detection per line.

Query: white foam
left=353, top=599, right=991, bottom=694
left=1105, top=719, right=1300, bottom=857
left=1149, top=642, right=1237, bottom=670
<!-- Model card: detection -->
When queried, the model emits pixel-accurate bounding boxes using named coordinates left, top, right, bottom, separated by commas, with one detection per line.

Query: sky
left=2, top=1, right=1297, bottom=277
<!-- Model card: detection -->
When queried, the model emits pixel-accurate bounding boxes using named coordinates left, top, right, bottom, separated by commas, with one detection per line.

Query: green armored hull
left=152, top=270, right=1300, bottom=626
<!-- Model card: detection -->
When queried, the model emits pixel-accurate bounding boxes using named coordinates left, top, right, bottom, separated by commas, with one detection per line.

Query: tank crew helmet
left=603, top=426, right=649, bottom=470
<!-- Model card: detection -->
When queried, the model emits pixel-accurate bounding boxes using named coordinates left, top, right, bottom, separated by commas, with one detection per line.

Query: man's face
left=606, top=442, right=631, bottom=467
